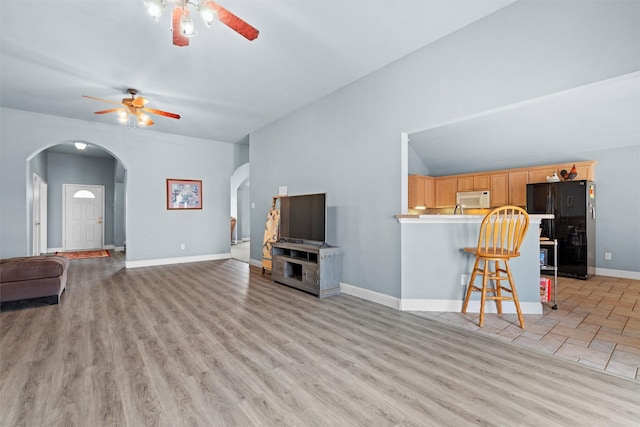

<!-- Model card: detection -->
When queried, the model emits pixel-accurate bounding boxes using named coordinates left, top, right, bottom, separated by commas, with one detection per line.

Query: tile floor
left=412, top=275, right=640, bottom=381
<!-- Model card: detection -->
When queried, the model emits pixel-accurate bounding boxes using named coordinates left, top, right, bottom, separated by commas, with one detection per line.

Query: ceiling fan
left=143, top=0, right=259, bottom=47
left=83, top=89, right=181, bottom=127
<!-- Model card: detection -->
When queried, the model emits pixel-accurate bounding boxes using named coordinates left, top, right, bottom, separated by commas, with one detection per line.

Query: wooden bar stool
left=461, top=206, right=530, bottom=328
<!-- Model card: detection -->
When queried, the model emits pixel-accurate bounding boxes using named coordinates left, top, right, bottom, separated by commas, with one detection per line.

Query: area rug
left=54, top=250, right=110, bottom=260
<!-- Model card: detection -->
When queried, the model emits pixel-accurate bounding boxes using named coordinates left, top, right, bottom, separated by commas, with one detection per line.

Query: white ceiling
left=0, top=0, right=515, bottom=144
left=409, top=72, right=640, bottom=176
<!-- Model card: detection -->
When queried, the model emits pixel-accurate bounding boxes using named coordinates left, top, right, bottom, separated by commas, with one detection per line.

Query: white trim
left=595, top=267, right=640, bottom=280
left=249, top=258, right=263, bottom=268
left=126, top=253, right=231, bottom=269
left=114, top=246, right=126, bottom=252
left=400, top=299, right=543, bottom=315
left=339, top=282, right=401, bottom=310
left=48, top=247, right=63, bottom=253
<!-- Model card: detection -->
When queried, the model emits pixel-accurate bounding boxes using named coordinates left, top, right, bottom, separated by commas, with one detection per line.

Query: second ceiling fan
left=143, top=0, right=259, bottom=47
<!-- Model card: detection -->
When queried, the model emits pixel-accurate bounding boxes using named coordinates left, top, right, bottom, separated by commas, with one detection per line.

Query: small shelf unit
left=540, top=238, right=558, bottom=310
left=271, top=241, right=342, bottom=298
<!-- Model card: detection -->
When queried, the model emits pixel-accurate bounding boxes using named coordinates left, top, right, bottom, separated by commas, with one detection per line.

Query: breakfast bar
left=397, top=214, right=552, bottom=314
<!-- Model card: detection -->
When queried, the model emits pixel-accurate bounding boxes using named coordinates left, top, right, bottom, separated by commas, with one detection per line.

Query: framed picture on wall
left=167, top=179, right=202, bottom=210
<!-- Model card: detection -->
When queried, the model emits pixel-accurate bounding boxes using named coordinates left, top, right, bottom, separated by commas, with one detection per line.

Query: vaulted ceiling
left=0, top=0, right=514, bottom=143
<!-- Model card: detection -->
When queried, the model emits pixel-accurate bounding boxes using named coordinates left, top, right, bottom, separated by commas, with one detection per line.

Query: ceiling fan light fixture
left=198, top=3, right=218, bottom=27
left=144, top=0, right=166, bottom=21
left=180, top=10, right=197, bottom=37
left=74, top=142, right=87, bottom=150
left=137, top=114, right=150, bottom=127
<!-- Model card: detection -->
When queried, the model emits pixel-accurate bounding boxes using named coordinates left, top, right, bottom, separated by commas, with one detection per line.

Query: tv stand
left=271, top=241, right=342, bottom=298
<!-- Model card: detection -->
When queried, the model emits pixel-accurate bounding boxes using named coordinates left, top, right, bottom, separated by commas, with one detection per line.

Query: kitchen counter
left=396, top=213, right=553, bottom=314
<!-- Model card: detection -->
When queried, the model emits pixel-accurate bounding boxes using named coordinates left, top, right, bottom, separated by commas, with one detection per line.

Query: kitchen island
left=397, top=214, right=553, bottom=314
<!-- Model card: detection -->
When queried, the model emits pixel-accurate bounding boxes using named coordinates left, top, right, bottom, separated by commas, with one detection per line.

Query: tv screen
left=279, top=193, right=326, bottom=243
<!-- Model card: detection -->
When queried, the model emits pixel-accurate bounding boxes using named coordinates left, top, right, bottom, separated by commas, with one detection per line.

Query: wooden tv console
left=271, top=241, right=342, bottom=298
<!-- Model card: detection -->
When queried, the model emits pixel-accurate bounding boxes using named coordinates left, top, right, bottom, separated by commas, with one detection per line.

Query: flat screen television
left=279, top=193, right=326, bottom=244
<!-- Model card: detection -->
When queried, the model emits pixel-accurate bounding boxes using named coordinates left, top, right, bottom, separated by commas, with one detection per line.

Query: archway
left=26, top=140, right=128, bottom=256
left=230, top=162, right=250, bottom=262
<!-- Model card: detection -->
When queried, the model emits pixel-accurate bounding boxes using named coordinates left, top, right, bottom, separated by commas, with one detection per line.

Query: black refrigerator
left=526, top=180, right=596, bottom=280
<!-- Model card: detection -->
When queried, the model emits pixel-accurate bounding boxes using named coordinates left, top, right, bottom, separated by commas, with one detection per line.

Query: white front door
left=64, top=184, right=104, bottom=251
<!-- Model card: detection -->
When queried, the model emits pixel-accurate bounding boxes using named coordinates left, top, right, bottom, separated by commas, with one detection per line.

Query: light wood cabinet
left=457, top=176, right=474, bottom=192
left=490, top=174, right=508, bottom=206
left=408, top=175, right=426, bottom=209
left=529, top=167, right=558, bottom=183
left=424, top=176, right=435, bottom=208
left=435, top=177, right=458, bottom=207
left=509, top=171, right=529, bottom=206
left=474, top=175, right=491, bottom=191
left=458, top=175, right=490, bottom=191
left=408, top=175, right=435, bottom=209
left=408, top=161, right=595, bottom=210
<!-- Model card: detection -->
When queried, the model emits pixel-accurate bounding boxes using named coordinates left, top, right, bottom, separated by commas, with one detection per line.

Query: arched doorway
left=230, top=163, right=250, bottom=262
left=26, top=140, right=127, bottom=255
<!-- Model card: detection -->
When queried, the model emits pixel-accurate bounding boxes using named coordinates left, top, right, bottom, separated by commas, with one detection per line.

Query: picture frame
left=539, top=248, right=548, bottom=266
left=167, top=179, right=202, bottom=210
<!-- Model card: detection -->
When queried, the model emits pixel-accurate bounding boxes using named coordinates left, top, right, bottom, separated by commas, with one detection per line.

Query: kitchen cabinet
left=528, top=167, right=558, bottom=183
left=408, top=175, right=434, bottom=209
left=508, top=171, right=529, bottom=206
left=435, top=177, right=457, bottom=207
left=458, top=175, right=490, bottom=192
left=490, top=173, right=508, bottom=206
left=457, top=176, right=474, bottom=192
left=474, top=175, right=491, bottom=190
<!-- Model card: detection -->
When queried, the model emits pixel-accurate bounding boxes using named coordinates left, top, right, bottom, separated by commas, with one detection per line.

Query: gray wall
left=0, top=108, right=234, bottom=261
left=46, top=152, right=116, bottom=248
left=237, top=183, right=250, bottom=240
left=250, top=0, right=640, bottom=297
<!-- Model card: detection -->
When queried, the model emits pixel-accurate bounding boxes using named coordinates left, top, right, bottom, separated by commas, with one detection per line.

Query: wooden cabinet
left=458, top=175, right=490, bottom=192
left=509, top=171, right=529, bottom=206
left=474, top=175, right=491, bottom=191
left=490, top=174, right=508, bottom=206
left=528, top=167, right=558, bottom=183
left=457, top=176, right=474, bottom=192
left=408, top=175, right=434, bottom=209
left=435, top=177, right=458, bottom=207
left=408, top=175, right=426, bottom=209
left=271, top=242, right=342, bottom=298
left=408, top=161, right=595, bottom=210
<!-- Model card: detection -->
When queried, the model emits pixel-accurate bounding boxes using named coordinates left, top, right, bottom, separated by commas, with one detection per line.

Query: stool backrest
left=476, top=206, right=530, bottom=256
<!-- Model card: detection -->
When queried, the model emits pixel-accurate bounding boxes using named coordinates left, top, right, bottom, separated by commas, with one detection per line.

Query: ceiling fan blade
left=205, top=1, right=259, bottom=41
left=93, top=108, right=123, bottom=115
left=142, top=108, right=181, bottom=120
left=172, top=8, right=189, bottom=47
left=83, top=95, right=123, bottom=106
left=132, top=96, right=148, bottom=108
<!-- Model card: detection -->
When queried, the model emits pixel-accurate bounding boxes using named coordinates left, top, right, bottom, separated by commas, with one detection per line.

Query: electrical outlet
left=180, top=243, right=186, bottom=250
left=461, top=274, right=469, bottom=285
left=604, top=252, right=612, bottom=260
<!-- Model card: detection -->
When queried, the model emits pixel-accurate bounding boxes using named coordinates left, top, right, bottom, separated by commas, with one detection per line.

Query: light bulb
left=181, top=11, right=197, bottom=37
left=117, top=110, right=127, bottom=119
left=118, top=115, right=128, bottom=124
left=74, top=142, right=87, bottom=150
left=199, top=4, right=217, bottom=27
left=144, top=0, right=166, bottom=21
left=138, top=114, right=150, bottom=127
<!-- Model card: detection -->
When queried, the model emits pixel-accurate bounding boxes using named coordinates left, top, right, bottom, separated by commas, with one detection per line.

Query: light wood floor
left=1, top=252, right=639, bottom=426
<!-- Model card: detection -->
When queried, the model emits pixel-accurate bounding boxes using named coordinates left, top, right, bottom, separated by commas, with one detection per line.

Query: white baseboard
left=249, top=259, right=263, bottom=268
left=339, top=282, right=401, bottom=310
left=114, top=246, right=125, bottom=252
left=401, top=299, right=543, bottom=314
left=126, top=253, right=231, bottom=269
left=595, top=267, right=640, bottom=280
left=339, top=283, right=542, bottom=314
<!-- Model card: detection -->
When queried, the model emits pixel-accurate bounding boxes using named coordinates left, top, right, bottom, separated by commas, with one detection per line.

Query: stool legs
left=461, top=256, right=525, bottom=329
